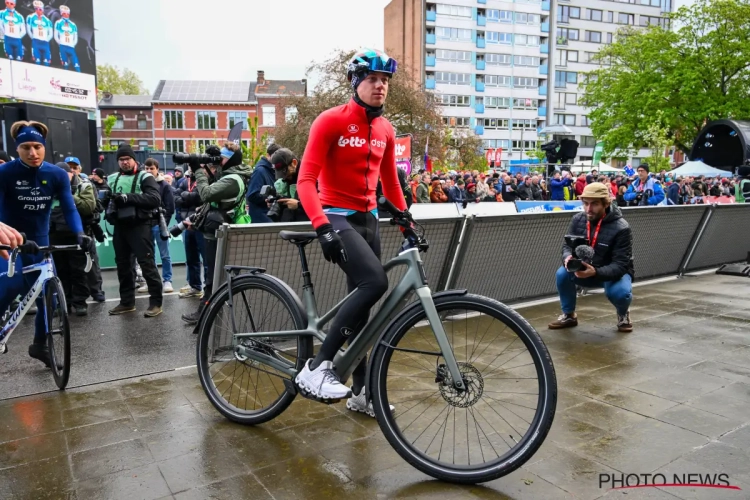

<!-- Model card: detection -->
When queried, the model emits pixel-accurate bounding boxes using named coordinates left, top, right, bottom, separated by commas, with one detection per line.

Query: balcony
left=475, top=125, right=485, bottom=135
left=557, top=37, right=568, bottom=46
left=426, top=80, right=436, bottom=90
left=426, top=56, right=436, bottom=67
left=541, top=21, right=549, bottom=33
left=476, top=59, right=486, bottom=70
left=542, top=0, right=550, bottom=11
left=476, top=38, right=486, bottom=48
left=477, top=14, right=486, bottom=26
left=540, top=64, right=548, bottom=75
left=475, top=103, right=485, bottom=114
left=538, top=85, right=548, bottom=95
left=538, top=106, right=547, bottom=116
left=476, top=81, right=485, bottom=92
left=426, top=33, right=436, bottom=44
left=540, top=42, right=549, bottom=54
left=426, top=10, right=436, bottom=22
left=478, top=0, right=486, bottom=3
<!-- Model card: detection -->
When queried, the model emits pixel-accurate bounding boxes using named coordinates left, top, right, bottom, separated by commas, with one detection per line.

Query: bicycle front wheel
left=197, top=274, right=311, bottom=425
left=45, top=277, right=70, bottom=390
left=370, top=293, right=556, bottom=484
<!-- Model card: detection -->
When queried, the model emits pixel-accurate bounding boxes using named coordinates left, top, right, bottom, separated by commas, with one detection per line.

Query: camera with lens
left=173, top=153, right=221, bottom=169
left=169, top=212, right=197, bottom=238
left=154, top=207, right=170, bottom=241
left=260, top=185, right=282, bottom=221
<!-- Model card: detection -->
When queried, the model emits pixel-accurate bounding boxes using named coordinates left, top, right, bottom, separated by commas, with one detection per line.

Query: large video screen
left=0, top=0, right=96, bottom=108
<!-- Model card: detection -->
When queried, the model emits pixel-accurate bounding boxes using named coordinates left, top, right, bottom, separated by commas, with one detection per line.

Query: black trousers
left=113, top=224, right=163, bottom=307
left=87, top=246, right=104, bottom=297
left=203, top=237, right=218, bottom=300
left=50, top=232, right=89, bottom=308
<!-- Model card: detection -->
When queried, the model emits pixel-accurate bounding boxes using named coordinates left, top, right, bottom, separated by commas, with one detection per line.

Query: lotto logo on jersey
left=338, top=136, right=367, bottom=148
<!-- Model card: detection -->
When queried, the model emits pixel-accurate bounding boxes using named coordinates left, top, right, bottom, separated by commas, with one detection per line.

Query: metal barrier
left=213, top=203, right=749, bottom=306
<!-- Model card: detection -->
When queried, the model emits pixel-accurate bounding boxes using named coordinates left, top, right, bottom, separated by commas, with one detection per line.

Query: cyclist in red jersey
left=295, top=48, right=407, bottom=413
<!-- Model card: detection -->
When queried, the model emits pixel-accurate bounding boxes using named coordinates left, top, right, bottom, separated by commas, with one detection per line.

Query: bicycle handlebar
left=377, top=197, right=430, bottom=253
left=2, top=239, right=92, bottom=278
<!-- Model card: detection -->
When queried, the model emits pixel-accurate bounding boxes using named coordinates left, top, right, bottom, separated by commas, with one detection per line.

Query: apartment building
left=97, top=94, right=154, bottom=150
left=385, top=0, right=674, bottom=167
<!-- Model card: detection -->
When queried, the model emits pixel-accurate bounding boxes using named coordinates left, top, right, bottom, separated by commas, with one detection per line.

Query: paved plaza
left=2, top=273, right=750, bottom=499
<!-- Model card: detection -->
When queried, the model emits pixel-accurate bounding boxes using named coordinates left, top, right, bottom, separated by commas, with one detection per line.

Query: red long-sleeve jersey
left=297, top=99, right=407, bottom=229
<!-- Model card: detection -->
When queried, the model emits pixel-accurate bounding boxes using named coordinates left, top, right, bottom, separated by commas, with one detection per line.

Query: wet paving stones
left=1, top=273, right=750, bottom=498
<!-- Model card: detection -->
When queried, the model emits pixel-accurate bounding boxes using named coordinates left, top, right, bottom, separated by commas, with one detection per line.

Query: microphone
left=575, top=245, right=595, bottom=263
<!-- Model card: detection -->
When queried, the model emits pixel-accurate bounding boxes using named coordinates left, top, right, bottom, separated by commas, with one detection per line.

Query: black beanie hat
left=116, top=144, right=136, bottom=161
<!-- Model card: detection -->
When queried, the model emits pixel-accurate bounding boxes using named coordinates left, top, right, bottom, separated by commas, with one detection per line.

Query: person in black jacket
left=549, top=182, right=634, bottom=332
left=142, top=158, right=175, bottom=293
left=269, top=148, right=308, bottom=222
left=173, top=167, right=207, bottom=298
left=247, top=143, right=281, bottom=223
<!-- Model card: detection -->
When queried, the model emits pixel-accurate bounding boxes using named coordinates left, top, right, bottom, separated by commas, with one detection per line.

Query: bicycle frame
left=232, top=247, right=466, bottom=391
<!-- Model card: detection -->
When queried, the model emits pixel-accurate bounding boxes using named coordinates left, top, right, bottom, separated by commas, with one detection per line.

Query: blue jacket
left=246, top=157, right=275, bottom=223
left=0, top=159, right=83, bottom=245
left=623, top=176, right=665, bottom=206
left=667, top=183, right=680, bottom=205
left=549, top=177, right=571, bottom=201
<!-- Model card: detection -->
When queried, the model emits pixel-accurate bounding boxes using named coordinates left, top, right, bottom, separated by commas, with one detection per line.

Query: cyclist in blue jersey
left=0, top=121, right=88, bottom=367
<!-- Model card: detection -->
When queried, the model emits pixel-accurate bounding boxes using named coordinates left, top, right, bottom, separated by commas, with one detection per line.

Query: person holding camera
left=140, top=158, right=175, bottom=294
left=182, top=142, right=252, bottom=325
left=549, top=183, right=634, bottom=332
left=268, top=148, right=308, bottom=222
left=247, top=143, right=281, bottom=223
left=173, top=165, right=207, bottom=298
left=49, top=161, right=97, bottom=316
left=623, top=163, right=665, bottom=206
left=105, top=145, right=163, bottom=317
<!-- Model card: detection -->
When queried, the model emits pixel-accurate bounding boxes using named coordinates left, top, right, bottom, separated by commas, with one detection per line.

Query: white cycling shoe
left=295, top=360, right=352, bottom=400
left=346, top=387, right=395, bottom=418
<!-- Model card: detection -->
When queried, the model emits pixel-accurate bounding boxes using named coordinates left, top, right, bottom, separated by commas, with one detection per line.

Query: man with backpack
left=182, top=142, right=252, bottom=325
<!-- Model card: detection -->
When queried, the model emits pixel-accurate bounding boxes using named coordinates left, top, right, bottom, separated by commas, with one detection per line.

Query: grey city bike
left=196, top=198, right=557, bottom=484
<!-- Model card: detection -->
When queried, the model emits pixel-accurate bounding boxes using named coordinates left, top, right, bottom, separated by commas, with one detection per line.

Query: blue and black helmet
left=347, top=48, right=398, bottom=90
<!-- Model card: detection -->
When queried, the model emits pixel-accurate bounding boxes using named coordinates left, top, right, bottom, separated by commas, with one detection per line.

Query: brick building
left=97, top=94, right=154, bottom=150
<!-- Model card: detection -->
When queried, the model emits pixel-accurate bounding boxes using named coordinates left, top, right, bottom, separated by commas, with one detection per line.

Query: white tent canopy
left=567, top=160, right=623, bottom=173
left=669, top=161, right=730, bottom=177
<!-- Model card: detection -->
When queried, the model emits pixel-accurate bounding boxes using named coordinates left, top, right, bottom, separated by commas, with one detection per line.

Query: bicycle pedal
left=297, top=386, right=341, bottom=405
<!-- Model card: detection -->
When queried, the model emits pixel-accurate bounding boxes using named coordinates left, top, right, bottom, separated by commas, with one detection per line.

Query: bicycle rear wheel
left=45, top=277, right=70, bottom=390
left=370, top=293, right=556, bottom=484
left=196, top=273, right=311, bottom=425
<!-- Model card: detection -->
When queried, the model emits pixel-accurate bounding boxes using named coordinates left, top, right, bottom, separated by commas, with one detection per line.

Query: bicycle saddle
left=278, top=231, right=317, bottom=245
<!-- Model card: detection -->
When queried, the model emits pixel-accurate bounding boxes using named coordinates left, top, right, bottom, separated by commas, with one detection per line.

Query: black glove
left=77, top=234, right=93, bottom=250
left=114, top=194, right=128, bottom=207
left=316, top=224, right=347, bottom=264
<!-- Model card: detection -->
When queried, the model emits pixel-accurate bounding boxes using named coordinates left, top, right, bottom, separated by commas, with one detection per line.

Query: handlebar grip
left=18, top=240, right=40, bottom=255
left=377, top=196, right=405, bottom=219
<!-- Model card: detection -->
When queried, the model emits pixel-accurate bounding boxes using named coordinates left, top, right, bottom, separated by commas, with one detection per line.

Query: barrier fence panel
left=685, top=204, right=750, bottom=271
left=215, top=217, right=461, bottom=320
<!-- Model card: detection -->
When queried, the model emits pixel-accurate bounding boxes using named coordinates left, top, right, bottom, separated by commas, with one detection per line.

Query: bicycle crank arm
left=416, top=287, right=465, bottom=391
left=234, top=344, right=297, bottom=378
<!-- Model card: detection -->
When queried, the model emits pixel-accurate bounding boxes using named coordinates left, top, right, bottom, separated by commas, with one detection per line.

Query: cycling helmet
left=347, top=48, right=398, bottom=90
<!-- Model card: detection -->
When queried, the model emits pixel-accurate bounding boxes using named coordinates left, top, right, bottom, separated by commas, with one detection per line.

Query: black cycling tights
left=311, top=211, right=388, bottom=393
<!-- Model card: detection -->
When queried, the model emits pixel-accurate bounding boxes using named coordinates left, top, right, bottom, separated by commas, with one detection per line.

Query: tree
left=642, top=114, right=672, bottom=172
left=101, top=114, right=117, bottom=151
left=273, top=49, right=484, bottom=170
left=241, top=116, right=269, bottom=166
left=97, top=64, right=150, bottom=95
left=580, top=0, right=750, bottom=157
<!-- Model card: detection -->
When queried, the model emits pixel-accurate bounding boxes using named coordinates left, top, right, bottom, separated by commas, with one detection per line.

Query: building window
left=556, top=28, right=579, bottom=43
left=514, top=12, right=540, bottom=25
left=584, top=51, right=598, bottom=63
left=193, top=139, right=214, bottom=152
left=109, top=140, right=125, bottom=147
left=478, top=118, right=510, bottom=130
left=486, top=31, right=513, bottom=44
left=483, top=139, right=510, bottom=149
left=585, top=31, right=602, bottom=43
left=581, top=115, right=592, bottom=127
left=197, top=111, right=217, bottom=130
left=486, top=53, right=512, bottom=65
left=285, top=107, right=298, bottom=122
left=164, top=111, right=184, bottom=130
left=262, top=106, right=276, bottom=126
left=639, top=15, right=664, bottom=27
left=606, top=32, right=613, bottom=44
left=111, top=114, right=124, bottom=129
left=555, top=92, right=578, bottom=108
left=486, top=75, right=512, bottom=87
left=618, top=13, right=634, bottom=25
left=555, top=71, right=578, bottom=87
left=436, top=49, right=472, bottom=62
left=581, top=135, right=597, bottom=147
left=513, top=98, right=538, bottom=109
left=513, top=55, right=540, bottom=67
left=556, top=49, right=579, bottom=66
left=587, top=9, right=603, bottom=21
left=485, top=96, right=511, bottom=108
left=438, top=94, right=471, bottom=107
left=436, top=27, right=472, bottom=41
left=555, top=114, right=576, bottom=125
left=436, top=4, right=472, bottom=17
left=228, top=111, right=248, bottom=130
left=138, top=140, right=149, bottom=150
left=512, top=140, right=537, bottom=151
left=606, top=11, right=614, bottom=23
left=487, top=9, right=513, bottom=22
left=513, top=77, right=538, bottom=88
left=514, top=34, right=540, bottom=46
left=442, top=117, right=470, bottom=128
left=435, top=71, right=471, bottom=85
left=512, top=119, right=536, bottom=130
left=557, top=5, right=580, bottom=23
left=165, top=139, right=185, bottom=152
left=136, top=114, right=147, bottom=130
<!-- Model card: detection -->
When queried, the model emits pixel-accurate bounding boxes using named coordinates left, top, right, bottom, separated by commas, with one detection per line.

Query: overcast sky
left=93, top=0, right=392, bottom=94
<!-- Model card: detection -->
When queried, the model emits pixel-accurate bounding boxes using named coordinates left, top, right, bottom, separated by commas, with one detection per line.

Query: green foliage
left=102, top=114, right=117, bottom=140
left=97, top=64, right=149, bottom=95
left=643, top=115, right=672, bottom=172
left=241, top=116, right=269, bottom=166
left=525, top=145, right=547, bottom=163
left=580, top=0, right=750, bottom=156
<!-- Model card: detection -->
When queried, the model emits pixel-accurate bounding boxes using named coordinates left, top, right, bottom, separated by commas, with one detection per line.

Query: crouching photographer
left=548, top=183, right=635, bottom=333
left=180, top=142, right=252, bottom=325
left=263, top=148, right=308, bottom=222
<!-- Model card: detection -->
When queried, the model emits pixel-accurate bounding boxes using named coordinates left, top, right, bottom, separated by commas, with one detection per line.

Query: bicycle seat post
left=298, top=245, right=313, bottom=289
